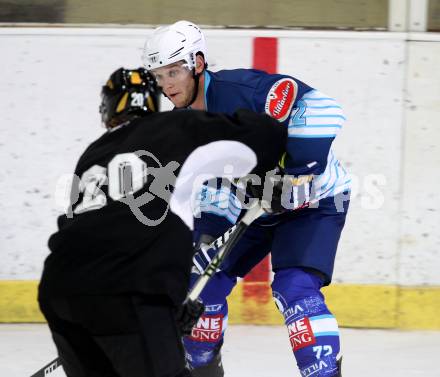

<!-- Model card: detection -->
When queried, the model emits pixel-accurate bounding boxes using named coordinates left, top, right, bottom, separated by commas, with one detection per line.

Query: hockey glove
left=249, top=162, right=320, bottom=214
left=177, top=298, right=205, bottom=336
left=248, top=172, right=284, bottom=214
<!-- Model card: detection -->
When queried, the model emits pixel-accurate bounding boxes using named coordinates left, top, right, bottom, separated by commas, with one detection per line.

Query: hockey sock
left=272, top=268, right=341, bottom=377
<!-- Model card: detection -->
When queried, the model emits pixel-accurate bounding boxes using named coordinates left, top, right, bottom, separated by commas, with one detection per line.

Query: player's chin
left=171, top=95, right=188, bottom=109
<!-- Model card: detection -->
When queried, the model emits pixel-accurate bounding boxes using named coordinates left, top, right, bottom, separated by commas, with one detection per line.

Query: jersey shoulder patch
left=265, top=78, right=298, bottom=122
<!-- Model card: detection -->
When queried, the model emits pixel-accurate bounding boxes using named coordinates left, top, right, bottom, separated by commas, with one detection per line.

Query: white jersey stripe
left=310, top=316, right=339, bottom=335
left=306, top=105, right=342, bottom=109
left=288, top=127, right=340, bottom=137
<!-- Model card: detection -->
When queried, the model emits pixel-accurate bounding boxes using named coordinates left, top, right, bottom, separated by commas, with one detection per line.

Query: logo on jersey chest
left=287, top=316, right=316, bottom=351
left=265, top=78, right=297, bottom=122
left=189, top=314, right=223, bottom=342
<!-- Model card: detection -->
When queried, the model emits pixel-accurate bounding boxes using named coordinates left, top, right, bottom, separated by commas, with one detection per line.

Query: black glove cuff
left=177, top=299, right=205, bottom=336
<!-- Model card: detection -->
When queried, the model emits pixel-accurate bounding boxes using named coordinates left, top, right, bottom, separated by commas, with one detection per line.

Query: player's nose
left=162, top=80, right=174, bottom=91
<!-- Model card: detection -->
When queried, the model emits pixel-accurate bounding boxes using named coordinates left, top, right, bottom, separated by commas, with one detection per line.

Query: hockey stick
left=185, top=179, right=326, bottom=303
left=29, top=356, right=61, bottom=377
left=31, top=203, right=264, bottom=377
left=186, top=202, right=265, bottom=302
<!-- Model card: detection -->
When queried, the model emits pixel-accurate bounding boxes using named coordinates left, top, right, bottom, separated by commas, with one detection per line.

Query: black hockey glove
left=248, top=171, right=284, bottom=214
left=248, top=162, right=320, bottom=214
left=177, top=298, right=205, bottom=336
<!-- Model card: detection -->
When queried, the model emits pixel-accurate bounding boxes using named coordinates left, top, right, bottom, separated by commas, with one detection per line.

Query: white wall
left=399, top=40, right=440, bottom=286
left=0, top=28, right=438, bottom=286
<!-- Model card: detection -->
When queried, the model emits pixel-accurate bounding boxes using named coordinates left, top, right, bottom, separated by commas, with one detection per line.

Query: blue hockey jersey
left=195, top=69, right=351, bottom=225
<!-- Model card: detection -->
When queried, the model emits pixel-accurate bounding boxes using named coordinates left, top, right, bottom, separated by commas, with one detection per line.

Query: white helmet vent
left=169, top=46, right=185, bottom=59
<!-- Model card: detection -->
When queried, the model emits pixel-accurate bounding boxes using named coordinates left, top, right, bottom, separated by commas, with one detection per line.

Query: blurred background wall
left=0, top=0, right=389, bottom=28
left=0, top=0, right=439, bottom=30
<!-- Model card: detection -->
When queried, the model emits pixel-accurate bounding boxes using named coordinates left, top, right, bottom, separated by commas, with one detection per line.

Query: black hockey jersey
left=39, top=109, right=286, bottom=305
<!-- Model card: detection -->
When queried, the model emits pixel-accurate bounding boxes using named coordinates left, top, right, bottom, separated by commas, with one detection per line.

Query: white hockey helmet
left=142, top=20, right=207, bottom=71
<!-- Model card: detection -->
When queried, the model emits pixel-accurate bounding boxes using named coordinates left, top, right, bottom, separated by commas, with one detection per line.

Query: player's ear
left=195, top=54, right=206, bottom=75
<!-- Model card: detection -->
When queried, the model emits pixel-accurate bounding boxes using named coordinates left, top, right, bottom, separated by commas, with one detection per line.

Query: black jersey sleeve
left=182, top=109, right=287, bottom=177
left=169, top=109, right=286, bottom=229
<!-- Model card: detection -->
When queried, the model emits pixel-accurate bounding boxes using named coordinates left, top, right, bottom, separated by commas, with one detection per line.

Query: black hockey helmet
left=99, top=67, right=159, bottom=129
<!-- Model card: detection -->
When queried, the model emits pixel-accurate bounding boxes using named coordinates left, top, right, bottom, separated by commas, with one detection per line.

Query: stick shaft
left=30, top=357, right=60, bottom=377
left=187, top=204, right=264, bottom=302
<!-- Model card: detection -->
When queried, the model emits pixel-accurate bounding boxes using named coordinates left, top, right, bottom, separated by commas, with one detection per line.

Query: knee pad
left=272, top=268, right=341, bottom=377
left=185, top=271, right=235, bottom=369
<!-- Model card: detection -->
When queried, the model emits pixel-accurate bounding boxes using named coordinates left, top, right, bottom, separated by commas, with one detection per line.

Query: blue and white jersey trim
left=288, top=90, right=345, bottom=139
left=287, top=89, right=351, bottom=199
left=194, top=184, right=242, bottom=224
left=313, top=150, right=351, bottom=200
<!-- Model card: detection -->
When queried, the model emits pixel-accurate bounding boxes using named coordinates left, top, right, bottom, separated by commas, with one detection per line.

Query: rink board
left=1, top=28, right=440, bottom=330
left=0, top=280, right=439, bottom=330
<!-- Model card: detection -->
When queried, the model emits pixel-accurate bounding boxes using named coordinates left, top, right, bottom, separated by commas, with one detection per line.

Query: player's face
left=150, top=61, right=195, bottom=108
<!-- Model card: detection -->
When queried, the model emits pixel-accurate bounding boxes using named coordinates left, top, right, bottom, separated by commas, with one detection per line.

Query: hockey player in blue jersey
left=143, top=21, right=350, bottom=377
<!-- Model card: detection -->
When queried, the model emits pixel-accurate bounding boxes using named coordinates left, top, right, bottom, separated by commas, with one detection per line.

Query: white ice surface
left=1, top=324, right=439, bottom=377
